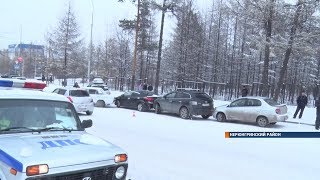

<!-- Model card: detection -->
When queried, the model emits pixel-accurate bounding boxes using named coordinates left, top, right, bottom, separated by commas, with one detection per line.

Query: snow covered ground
left=46, top=82, right=319, bottom=180
left=79, top=101, right=318, bottom=180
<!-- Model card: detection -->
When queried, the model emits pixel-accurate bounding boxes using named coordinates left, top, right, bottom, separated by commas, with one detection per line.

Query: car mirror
left=81, top=119, right=93, bottom=129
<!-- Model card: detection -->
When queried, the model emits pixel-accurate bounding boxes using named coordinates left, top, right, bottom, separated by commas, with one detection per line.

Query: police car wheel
left=86, top=111, right=93, bottom=115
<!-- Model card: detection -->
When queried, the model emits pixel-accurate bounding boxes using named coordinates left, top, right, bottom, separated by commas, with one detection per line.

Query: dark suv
left=154, top=90, right=214, bottom=119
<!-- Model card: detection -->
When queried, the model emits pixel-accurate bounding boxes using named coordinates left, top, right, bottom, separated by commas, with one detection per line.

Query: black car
left=114, top=91, right=158, bottom=112
left=154, top=90, right=214, bottom=119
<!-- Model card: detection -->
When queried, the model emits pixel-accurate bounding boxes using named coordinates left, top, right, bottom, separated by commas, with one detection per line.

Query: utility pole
left=131, top=0, right=141, bottom=91
left=64, top=3, right=71, bottom=87
left=19, top=25, right=23, bottom=76
left=88, top=0, right=94, bottom=83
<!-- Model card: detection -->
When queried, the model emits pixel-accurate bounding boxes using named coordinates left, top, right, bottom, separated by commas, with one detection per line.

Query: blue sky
left=0, top=0, right=210, bottom=50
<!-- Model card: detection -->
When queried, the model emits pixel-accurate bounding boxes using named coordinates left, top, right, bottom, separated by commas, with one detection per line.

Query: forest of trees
left=1, top=0, right=319, bottom=103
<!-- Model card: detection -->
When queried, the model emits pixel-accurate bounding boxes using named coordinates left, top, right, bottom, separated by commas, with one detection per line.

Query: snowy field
left=46, top=82, right=319, bottom=180
left=81, top=105, right=319, bottom=180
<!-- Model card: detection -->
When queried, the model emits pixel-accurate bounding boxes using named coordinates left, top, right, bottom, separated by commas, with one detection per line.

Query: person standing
left=241, top=86, right=248, bottom=97
left=143, top=83, right=148, bottom=90
left=293, top=91, right=308, bottom=119
left=147, top=84, right=153, bottom=91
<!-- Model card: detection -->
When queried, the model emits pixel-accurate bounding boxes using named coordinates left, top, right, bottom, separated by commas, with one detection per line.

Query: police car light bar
left=0, top=78, right=46, bottom=90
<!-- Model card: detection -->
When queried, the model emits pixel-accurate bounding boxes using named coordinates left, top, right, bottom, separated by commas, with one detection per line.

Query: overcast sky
left=0, top=0, right=211, bottom=50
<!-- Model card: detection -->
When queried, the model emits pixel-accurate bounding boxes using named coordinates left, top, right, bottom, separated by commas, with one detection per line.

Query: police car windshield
left=0, top=100, right=81, bottom=133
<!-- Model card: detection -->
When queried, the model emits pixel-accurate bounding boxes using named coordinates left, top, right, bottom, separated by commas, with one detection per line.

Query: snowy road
left=79, top=106, right=320, bottom=180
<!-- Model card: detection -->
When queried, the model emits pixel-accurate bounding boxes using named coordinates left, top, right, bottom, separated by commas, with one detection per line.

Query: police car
left=0, top=78, right=128, bottom=180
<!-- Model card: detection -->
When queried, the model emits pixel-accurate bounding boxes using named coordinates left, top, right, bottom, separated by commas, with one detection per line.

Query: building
left=8, top=43, right=45, bottom=77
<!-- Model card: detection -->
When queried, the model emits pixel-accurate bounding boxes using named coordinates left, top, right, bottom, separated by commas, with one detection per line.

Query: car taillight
left=275, top=108, right=281, bottom=114
left=67, top=96, right=73, bottom=103
left=144, top=97, right=154, bottom=102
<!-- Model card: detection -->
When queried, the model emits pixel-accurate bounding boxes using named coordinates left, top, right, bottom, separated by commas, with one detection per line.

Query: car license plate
left=202, top=103, right=209, bottom=106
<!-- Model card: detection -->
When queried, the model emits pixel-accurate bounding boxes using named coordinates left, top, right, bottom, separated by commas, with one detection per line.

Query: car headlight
left=115, top=166, right=125, bottom=179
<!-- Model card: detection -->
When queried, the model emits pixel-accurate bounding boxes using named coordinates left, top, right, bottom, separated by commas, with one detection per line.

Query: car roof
left=237, top=96, right=269, bottom=100
left=85, top=87, right=102, bottom=90
left=56, top=87, right=87, bottom=91
left=0, top=90, right=69, bottom=102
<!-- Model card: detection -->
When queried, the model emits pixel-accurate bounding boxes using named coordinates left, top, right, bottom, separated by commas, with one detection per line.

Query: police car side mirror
left=81, top=120, right=93, bottom=129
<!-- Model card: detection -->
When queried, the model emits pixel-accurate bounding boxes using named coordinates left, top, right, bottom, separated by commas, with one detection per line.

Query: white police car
left=0, top=78, right=128, bottom=180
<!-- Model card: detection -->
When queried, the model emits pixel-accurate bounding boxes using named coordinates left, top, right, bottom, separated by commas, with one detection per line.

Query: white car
left=213, top=97, right=288, bottom=127
left=0, top=79, right=128, bottom=180
left=52, top=87, right=94, bottom=115
left=85, top=87, right=113, bottom=107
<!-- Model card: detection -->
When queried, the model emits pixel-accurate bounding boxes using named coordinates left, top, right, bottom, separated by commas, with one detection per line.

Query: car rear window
left=137, top=91, right=154, bottom=96
left=264, top=98, right=280, bottom=106
left=88, top=89, right=98, bottom=94
left=69, top=90, right=89, bottom=97
left=194, top=93, right=211, bottom=100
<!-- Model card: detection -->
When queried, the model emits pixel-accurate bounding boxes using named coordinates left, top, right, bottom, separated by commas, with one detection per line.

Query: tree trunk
left=274, top=0, right=304, bottom=100
left=261, top=0, right=275, bottom=97
left=154, top=0, right=166, bottom=94
left=131, top=0, right=141, bottom=90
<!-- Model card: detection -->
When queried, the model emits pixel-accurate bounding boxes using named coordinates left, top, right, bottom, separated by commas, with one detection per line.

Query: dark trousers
left=316, top=116, right=320, bottom=129
left=293, top=106, right=305, bottom=118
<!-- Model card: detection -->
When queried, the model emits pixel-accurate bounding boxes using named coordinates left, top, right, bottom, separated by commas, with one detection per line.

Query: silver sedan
left=213, top=97, right=288, bottom=127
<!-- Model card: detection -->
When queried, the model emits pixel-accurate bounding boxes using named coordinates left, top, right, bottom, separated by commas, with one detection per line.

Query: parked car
left=213, top=96, right=288, bottom=127
left=52, top=87, right=94, bottom=115
left=89, top=84, right=110, bottom=93
left=114, top=91, right=158, bottom=112
left=85, top=87, right=113, bottom=107
left=92, top=77, right=104, bottom=84
left=154, top=90, right=214, bottom=119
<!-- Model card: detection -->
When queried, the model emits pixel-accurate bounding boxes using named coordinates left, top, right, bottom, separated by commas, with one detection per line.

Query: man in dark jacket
left=241, top=86, right=248, bottom=97
left=315, top=97, right=320, bottom=130
left=143, top=83, right=148, bottom=90
left=293, top=91, right=308, bottom=119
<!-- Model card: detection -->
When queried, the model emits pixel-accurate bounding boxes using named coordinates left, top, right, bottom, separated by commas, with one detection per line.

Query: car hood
left=0, top=131, right=125, bottom=172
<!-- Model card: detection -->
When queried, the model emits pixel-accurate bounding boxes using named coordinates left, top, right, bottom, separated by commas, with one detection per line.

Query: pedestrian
left=293, top=91, right=308, bottom=119
left=241, top=86, right=248, bottom=97
left=147, top=84, right=153, bottom=91
left=143, top=83, right=148, bottom=90
left=49, top=76, right=53, bottom=83
left=73, top=82, right=80, bottom=88
left=315, top=97, right=320, bottom=130
left=41, top=75, right=45, bottom=82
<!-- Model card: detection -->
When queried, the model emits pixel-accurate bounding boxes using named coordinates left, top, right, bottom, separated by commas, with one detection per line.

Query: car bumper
left=74, top=103, right=94, bottom=113
left=270, top=114, right=288, bottom=123
left=276, top=114, right=288, bottom=122
left=190, top=106, right=214, bottom=116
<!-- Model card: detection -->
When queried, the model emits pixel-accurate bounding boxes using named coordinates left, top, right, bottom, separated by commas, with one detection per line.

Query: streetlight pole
left=88, top=0, right=94, bottom=83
